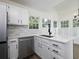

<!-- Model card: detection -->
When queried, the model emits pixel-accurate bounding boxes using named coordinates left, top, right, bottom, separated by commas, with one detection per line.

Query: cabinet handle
left=52, top=44, right=58, bottom=47
left=6, top=12, right=9, bottom=23
left=53, top=50, right=58, bottom=53
left=16, top=44, right=18, bottom=49
left=21, top=20, right=22, bottom=24
left=10, top=41, right=16, bottom=43
left=18, top=20, right=19, bottom=23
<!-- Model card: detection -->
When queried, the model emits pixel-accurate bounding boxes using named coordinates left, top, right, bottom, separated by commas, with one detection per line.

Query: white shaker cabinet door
left=8, top=39, right=18, bottom=59
left=34, top=37, right=42, bottom=58
left=19, top=8, right=29, bottom=25
left=8, top=5, right=20, bottom=25
left=7, top=4, right=29, bottom=25
left=42, top=45, right=51, bottom=59
left=34, top=37, right=39, bottom=54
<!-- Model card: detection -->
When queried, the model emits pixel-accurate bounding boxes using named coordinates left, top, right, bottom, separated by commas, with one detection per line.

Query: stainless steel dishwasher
left=18, top=37, right=34, bottom=59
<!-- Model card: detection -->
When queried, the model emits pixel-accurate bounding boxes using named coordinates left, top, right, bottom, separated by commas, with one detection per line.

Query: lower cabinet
left=34, top=36, right=75, bottom=59
left=50, top=53, right=63, bottom=59
left=41, top=45, right=51, bottom=59
left=8, top=39, right=18, bottom=59
left=34, top=36, right=42, bottom=58
left=34, top=36, right=68, bottom=59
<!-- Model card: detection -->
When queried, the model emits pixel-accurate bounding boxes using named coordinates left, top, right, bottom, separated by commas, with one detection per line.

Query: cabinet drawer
left=34, top=36, right=42, bottom=42
left=51, top=53, right=64, bottom=59
left=41, top=39, right=50, bottom=46
left=50, top=41, right=64, bottom=49
left=50, top=47, right=64, bottom=57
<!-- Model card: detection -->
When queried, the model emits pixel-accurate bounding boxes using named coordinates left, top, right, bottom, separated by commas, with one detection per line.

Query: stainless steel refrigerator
left=0, top=3, right=8, bottom=59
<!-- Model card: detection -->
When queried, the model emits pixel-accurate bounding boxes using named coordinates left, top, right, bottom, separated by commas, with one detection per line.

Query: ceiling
left=54, top=0, right=79, bottom=15
left=9, top=0, right=65, bottom=12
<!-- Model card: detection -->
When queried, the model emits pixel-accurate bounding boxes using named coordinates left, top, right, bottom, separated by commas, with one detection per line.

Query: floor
left=24, top=54, right=41, bottom=59
left=74, top=44, right=79, bottom=59
left=29, top=55, right=41, bottom=59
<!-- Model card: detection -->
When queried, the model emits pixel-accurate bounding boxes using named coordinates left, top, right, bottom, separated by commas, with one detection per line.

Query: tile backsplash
left=58, top=27, right=79, bottom=39
left=8, top=25, right=79, bottom=39
left=8, top=25, right=40, bottom=38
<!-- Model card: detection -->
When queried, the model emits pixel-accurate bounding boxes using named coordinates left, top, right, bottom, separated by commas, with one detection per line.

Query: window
left=53, top=21, right=57, bottom=28
left=29, top=16, right=39, bottom=29
left=42, top=19, right=51, bottom=28
left=73, top=16, right=79, bottom=27
left=61, top=20, right=69, bottom=28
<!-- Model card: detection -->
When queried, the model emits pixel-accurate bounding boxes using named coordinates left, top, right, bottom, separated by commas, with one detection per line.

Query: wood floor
left=24, top=54, right=41, bottom=59
left=29, top=55, right=41, bottom=59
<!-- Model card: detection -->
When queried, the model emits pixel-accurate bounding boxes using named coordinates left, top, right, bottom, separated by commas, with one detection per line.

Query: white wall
left=7, top=1, right=58, bottom=38
left=54, top=0, right=79, bottom=39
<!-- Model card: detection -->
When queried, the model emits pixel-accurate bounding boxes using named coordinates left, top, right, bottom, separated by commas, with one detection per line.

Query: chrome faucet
left=48, top=24, right=52, bottom=36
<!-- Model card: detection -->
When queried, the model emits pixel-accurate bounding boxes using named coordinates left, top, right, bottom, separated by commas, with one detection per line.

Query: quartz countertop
left=35, top=35, right=71, bottom=44
left=8, top=34, right=79, bottom=44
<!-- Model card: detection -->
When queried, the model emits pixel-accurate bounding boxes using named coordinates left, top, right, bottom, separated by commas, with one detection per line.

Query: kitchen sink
left=40, top=35, right=54, bottom=38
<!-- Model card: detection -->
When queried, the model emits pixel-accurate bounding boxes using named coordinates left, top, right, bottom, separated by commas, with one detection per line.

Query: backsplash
left=8, top=25, right=59, bottom=39
left=58, top=27, right=79, bottom=39
left=8, top=25, right=40, bottom=38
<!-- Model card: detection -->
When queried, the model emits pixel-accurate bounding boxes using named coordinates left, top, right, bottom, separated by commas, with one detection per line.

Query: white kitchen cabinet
left=64, top=40, right=73, bottom=59
left=34, top=36, right=39, bottom=54
left=51, top=52, right=63, bottom=59
left=34, top=36, right=65, bottom=59
left=42, top=39, right=64, bottom=59
left=42, top=44, right=51, bottom=59
left=34, top=36, right=42, bottom=58
left=7, top=4, right=29, bottom=25
left=7, top=5, right=20, bottom=25
left=8, top=39, right=18, bottom=59
left=19, top=8, right=29, bottom=25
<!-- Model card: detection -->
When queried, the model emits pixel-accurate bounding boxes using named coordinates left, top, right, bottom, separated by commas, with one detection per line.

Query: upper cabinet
left=7, top=4, right=29, bottom=25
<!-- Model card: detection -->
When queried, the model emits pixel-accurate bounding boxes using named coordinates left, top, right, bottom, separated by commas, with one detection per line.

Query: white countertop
left=8, top=34, right=79, bottom=44
left=35, top=35, right=71, bottom=43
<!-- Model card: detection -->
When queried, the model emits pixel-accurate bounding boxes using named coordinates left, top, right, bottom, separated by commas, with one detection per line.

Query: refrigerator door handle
left=6, top=12, right=8, bottom=23
left=6, top=11, right=8, bottom=40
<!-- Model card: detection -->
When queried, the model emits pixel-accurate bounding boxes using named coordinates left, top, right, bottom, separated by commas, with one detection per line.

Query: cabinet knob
left=52, top=44, right=58, bottom=47
left=53, top=50, right=58, bottom=53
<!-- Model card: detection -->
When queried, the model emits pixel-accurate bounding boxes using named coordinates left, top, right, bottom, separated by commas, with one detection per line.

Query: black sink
left=40, top=35, right=54, bottom=38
